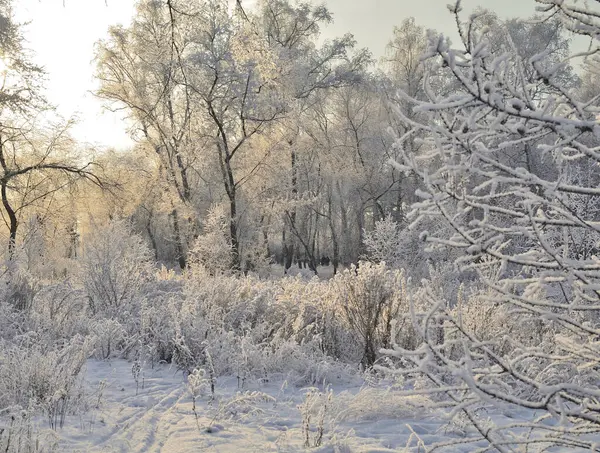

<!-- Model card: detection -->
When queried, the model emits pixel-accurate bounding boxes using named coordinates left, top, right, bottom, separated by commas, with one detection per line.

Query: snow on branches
left=383, top=0, right=600, bottom=450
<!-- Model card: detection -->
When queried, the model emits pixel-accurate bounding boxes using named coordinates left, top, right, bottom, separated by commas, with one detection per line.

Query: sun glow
left=12, top=1, right=136, bottom=150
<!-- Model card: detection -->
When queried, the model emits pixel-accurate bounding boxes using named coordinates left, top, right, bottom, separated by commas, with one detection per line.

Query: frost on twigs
left=0, top=335, right=93, bottom=431
left=188, top=204, right=235, bottom=276
left=80, top=220, right=153, bottom=319
left=0, top=406, right=59, bottom=453
left=382, top=0, right=600, bottom=450
left=333, top=262, right=409, bottom=369
left=299, top=388, right=332, bottom=448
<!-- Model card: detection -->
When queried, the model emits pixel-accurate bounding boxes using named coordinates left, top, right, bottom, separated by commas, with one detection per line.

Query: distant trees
left=92, top=1, right=596, bottom=289
left=0, top=0, right=45, bottom=114
left=96, top=0, right=370, bottom=273
left=0, top=119, right=102, bottom=258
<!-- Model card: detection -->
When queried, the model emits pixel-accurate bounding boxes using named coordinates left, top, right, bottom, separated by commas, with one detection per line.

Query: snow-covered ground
left=269, top=264, right=338, bottom=280
left=3, top=358, right=587, bottom=452
left=46, top=359, right=468, bottom=452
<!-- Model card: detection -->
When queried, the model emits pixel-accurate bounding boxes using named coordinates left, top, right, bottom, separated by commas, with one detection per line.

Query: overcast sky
left=323, top=0, right=537, bottom=55
left=13, top=0, right=542, bottom=150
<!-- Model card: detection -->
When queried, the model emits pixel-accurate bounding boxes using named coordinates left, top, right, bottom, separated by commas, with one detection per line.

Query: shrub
left=0, top=406, right=59, bottom=453
left=0, top=335, right=92, bottom=429
left=188, top=204, right=234, bottom=276
left=28, top=283, right=88, bottom=343
left=80, top=220, right=153, bottom=317
left=333, top=262, right=408, bottom=368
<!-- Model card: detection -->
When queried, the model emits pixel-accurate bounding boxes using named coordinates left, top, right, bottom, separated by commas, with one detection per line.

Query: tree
left=0, top=0, right=44, bottom=115
left=249, top=0, right=370, bottom=274
left=0, top=120, right=103, bottom=258
left=380, top=18, right=430, bottom=231
left=0, top=1, right=102, bottom=259
left=381, top=1, right=600, bottom=450
left=384, top=17, right=428, bottom=104
left=96, top=0, right=369, bottom=272
left=95, top=0, right=201, bottom=268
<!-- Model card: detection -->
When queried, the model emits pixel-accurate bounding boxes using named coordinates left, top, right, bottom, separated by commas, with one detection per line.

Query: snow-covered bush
left=449, top=284, right=557, bottom=357
left=0, top=281, right=88, bottom=346
left=89, top=318, right=127, bottom=360
left=174, top=272, right=333, bottom=383
left=130, top=268, right=359, bottom=385
left=0, top=300, right=25, bottom=342
left=15, top=216, right=75, bottom=281
left=0, top=265, right=40, bottom=313
left=277, top=276, right=362, bottom=364
left=80, top=221, right=153, bottom=317
left=0, top=406, right=59, bottom=453
left=0, top=335, right=92, bottom=429
left=137, top=270, right=184, bottom=364
left=189, top=204, right=234, bottom=275
left=333, top=262, right=408, bottom=368
left=363, top=215, right=403, bottom=267
left=364, top=216, right=466, bottom=304
left=299, top=388, right=332, bottom=448
left=169, top=270, right=279, bottom=375
left=27, top=283, right=88, bottom=343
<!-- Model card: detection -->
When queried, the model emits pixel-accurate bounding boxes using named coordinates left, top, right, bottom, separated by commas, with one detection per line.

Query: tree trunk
left=394, top=171, right=404, bottom=225
left=0, top=135, right=16, bottom=259
left=146, top=209, right=159, bottom=261
left=327, top=190, right=339, bottom=275
left=228, top=192, right=241, bottom=271
left=339, top=191, right=350, bottom=264
left=215, top=138, right=241, bottom=272
left=282, top=228, right=293, bottom=272
left=171, top=207, right=186, bottom=269
left=260, top=214, right=270, bottom=257
left=361, top=332, right=377, bottom=369
left=1, top=182, right=17, bottom=260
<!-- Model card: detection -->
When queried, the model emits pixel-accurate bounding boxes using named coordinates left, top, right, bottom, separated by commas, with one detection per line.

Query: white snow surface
left=41, top=359, right=467, bottom=452
left=31, top=359, right=581, bottom=452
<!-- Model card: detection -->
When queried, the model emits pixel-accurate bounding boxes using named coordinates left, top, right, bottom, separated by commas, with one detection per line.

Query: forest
left=2, top=0, right=600, bottom=451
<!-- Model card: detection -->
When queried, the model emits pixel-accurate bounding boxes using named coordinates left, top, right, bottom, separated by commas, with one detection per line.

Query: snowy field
left=13, top=359, right=552, bottom=453
left=56, top=360, right=428, bottom=452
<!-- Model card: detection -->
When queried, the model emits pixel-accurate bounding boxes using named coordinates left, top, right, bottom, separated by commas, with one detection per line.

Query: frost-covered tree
left=334, top=261, right=407, bottom=368
left=362, top=216, right=402, bottom=266
left=188, top=204, right=234, bottom=275
left=0, top=120, right=103, bottom=258
left=0, top=1, right=102, bottom=259
left=96, top=0, right=369, bottom=273
left=0, top=0, right=44, bottom=114
left=381, top=0, right=600, bottom=450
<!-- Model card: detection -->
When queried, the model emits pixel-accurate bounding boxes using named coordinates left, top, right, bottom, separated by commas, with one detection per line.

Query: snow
left=269, top=264, right=338, bottom=280
left=32, top=359, right=590, bottom=452
left=48, top=359, right=481, bottom=452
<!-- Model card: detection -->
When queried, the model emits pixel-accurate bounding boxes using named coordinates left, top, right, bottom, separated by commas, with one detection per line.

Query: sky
left=13, top=0, right=544, bottom=150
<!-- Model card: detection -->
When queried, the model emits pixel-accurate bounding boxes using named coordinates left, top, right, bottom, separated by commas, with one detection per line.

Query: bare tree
left=0, top=120, right=103, bottom=258
left=0, top=0, right=103, bottom=259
